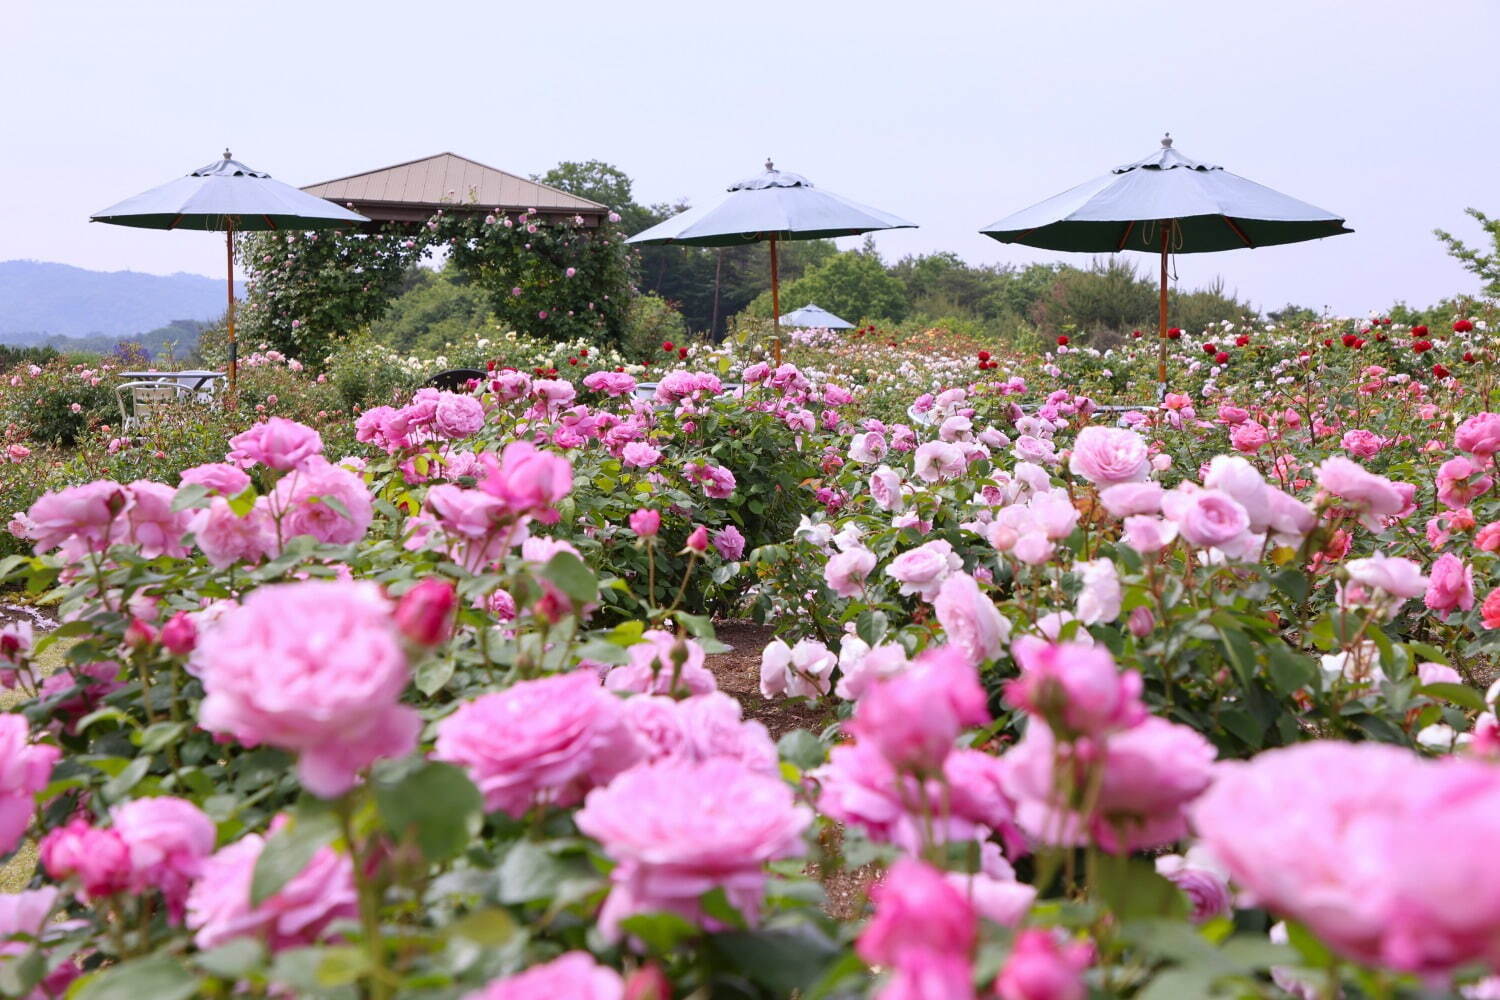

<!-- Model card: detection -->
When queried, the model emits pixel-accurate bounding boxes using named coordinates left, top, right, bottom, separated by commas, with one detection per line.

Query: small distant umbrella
left=627, top=160, right=914, bottom=361
left=91, top=151, right=368, bottom=391
left=779, top=303, right=855, bottom=330
left=980, top=134, right=1351, bottom=395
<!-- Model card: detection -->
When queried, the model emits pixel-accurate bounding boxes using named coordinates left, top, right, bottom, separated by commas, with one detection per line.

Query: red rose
left=978, top=350, right=991, bottom=361
left=1167, top=328, right=1182, bottom=339
left=1056, top=336, right=1069, bottom=346
left=661, top=341, right=674, bottom=352
left=1235, top=335, right=1250, bottom=346
left=1413, top=325, right=1429, bottom=336
left=1455, top=319, right=1475, bottom=333
left=1342, top=333, right=1358, bottom=347
left=1132, top=329, right=1143, bottom=338
left=1202, top=343, right=1217, bottom=354
left=1433, top=364, right=1451, bottom=378
left=1464, top=351, right=1477, bottom=363
left=1214, top=351, right=1229, bottom=364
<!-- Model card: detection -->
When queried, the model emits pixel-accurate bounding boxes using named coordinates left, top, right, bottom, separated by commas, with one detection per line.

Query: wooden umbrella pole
left=226, top=221, right=237, bottom=397
left=770, top=236, right=781, bottom=366
left=1157, top=224, right=1169, bottom=398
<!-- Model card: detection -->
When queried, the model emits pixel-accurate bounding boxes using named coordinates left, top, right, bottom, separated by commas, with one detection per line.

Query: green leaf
left=776, top=729, right=826, bottom=771
left=310, top=494, right=352, bottom=521
left=0, top=946, right=44, bottom=997
left=1419, top=682, right=1486, bottom=711
left=541, top=551, right=597, bottom=605
left=226, top=486, right=258, bottom=517
left=373, top=761, right=483, bottom=863
left=195, top=938, right=267, bottom=979
left=136, top=721, right=188, bottom=755
left=1215, top=625, right=1258, bottom=689
left=100, top=757, right=151, bottom=804
left=1271, top=568, right=1309, bottom=604
left=314, top=946, right=368, bottom=987
left=72, top=955, right=202, bottom=1000
left=618, top=911, right=700, bottom=953
left=700, top=887, right=749, bottom=930
left=855, top=608, right=888, bottom=645
left=412, top=655, right=456, bottom=696
left=250, top=807, right=340, bottom=906
left=497, top=840, right=569, bottom=904
left=709, top=927, right=842, bottom=994
left=1093, top=854, right=1188, bottom=921
left=1218, top=706, right=1265, bottom=750
left=169, top=482, right=211, bottom=512
left=1266, top=645, right=1316, bottom=696
left=446, top=908, right=517, bottom=947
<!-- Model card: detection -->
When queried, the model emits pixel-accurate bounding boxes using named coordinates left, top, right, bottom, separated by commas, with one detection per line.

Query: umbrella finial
left=223, top=148, right=233, bottom=160
left=1161, top=133, right=1173, bottom=148
left=765, top=157, right=775, bottom=173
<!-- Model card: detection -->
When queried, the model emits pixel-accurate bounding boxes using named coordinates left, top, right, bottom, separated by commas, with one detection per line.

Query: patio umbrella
left=626, top=160, right=915, bottom=361
left=979, top=134, right=1351, bottom=393
left=91, top=150, right=368, bottom=390
left=779, top=303, right=854, bottom=330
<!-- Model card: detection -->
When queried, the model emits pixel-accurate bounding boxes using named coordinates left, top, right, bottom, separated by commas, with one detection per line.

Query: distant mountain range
left=0, top=260, right=229, bottom=343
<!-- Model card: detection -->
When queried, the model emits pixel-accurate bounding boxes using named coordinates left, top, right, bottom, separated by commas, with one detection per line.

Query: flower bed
left=0, top=311, right=1497, bottom=997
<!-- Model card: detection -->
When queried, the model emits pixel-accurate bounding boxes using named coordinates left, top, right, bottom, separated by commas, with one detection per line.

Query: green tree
left=746, top=243, right=908, bottom=322
left=1436, top=208, right=1500, bottom=299
left=367, top=266, right=493, bottom=355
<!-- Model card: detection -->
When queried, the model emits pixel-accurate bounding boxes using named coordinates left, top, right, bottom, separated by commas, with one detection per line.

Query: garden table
left=118, top=370, right=225, bottom=393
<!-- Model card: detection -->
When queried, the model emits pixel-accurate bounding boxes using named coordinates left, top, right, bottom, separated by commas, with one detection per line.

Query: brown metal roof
left=301, top=152, right=608, bottom=225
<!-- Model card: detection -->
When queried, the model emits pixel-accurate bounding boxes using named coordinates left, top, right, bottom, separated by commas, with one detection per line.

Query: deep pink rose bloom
left=1341, top=428, right=1387, bottom=458
left=462, top=952, right=624, bottom=1000
left=1437, top=455, right=1493, bottom=509
left=39, top=818, right=131, bottom=899
left=0, top=715, right=58, bottom=856
left=269, top=457, right=374, bottom=547
left=712, top=524, right=745, bottom=560
left=1230, top=421, right=1269, bottom=453
left=857, top=858, right=977, bottom=966
left=355, top=405, right=400, bottom=450
left=620, top=442, right=662, bottom=468
left=227, top=417, right=323, bottom=471
left=1003, top=717, right=1215, bottom=853
left=394, top=578, right=457, bottom=646
left=1455, top=412, right=1500, bottom=458
left=435, top=671, right=640, bottom=817
left=581, top=371, right=638, bottom=398
left=433, top=392, right=486, bottom=439
left=194, top=581, right=420, bottom=798
left=1424, top=552, right=1475, bottom=619
left=189, top=497, right=276, bottom=569
left=1067, top=425, right=1149, bottom=486
left=934, top=572, right=1010, bottom=667
left=1004, top=637, right=1145, bottom=739
left=621, top=691, right=776, bottom=774
left=575, top=758, right=810, bottom=940
left=849, top=646, right=989, bottom=774
left=479, top=442, right=573, bottom=517
left=995, top=929, right=1093, bottom=1000
left=628, top=508, right=660, bottom=538
left=1161, top=487, right=1250, bottom=549
left=1191, top=741, right=1500, bottom=974
left=185, top=818, right=357, bottom=952
left=490, top=371, right=531, bottom=402
left=111, top=796, right=216, bottom=920
left=179, top=462, right=251, bottom=497
left=120, top=480, right=192, bottom=559
left=25, top=480, right=127, bottom=557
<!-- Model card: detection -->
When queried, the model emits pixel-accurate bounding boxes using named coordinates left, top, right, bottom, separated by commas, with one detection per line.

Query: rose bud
left=394, top=578, right=457, bottom=647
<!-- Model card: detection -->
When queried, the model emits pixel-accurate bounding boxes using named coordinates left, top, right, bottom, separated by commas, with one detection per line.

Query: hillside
left=0, top=259, right=229, bottom=340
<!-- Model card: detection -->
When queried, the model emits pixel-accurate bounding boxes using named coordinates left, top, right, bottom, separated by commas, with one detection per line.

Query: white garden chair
left=115, top=380, right=190, bottom=433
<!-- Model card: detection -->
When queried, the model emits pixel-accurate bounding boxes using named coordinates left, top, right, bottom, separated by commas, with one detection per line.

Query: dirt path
left=706, top=621, right=876, bottom=919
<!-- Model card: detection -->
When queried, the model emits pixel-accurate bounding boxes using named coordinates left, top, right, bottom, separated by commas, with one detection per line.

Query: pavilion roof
left=301, top=152, right=608, bottom=225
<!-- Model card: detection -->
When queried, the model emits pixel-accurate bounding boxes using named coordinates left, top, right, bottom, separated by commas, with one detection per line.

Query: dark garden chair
left=423, top=368, right=487, bottom=392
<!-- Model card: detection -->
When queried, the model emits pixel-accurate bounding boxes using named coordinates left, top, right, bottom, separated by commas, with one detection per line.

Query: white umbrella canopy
left=91, top=151, right=369, bottom=389
left=779, top=303, right=854, bottom=330
left=628, top=161, right=915, bottom=359
left=980, top=135, right=1351, bottom=391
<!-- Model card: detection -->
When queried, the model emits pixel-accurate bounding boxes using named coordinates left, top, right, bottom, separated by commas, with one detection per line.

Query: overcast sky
left=2, top=0, right=1496, bottom=316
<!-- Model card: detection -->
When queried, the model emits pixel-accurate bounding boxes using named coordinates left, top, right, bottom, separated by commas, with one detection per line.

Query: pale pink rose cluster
left=1192, top=741, right=1500, bottom=975
left=1067, top=425, right=1150, bottom=486
left=620, top=691, right=776, bottom=773
left=581, top=370, right=638, bottom=397
left=760, top=636, right=837, bottom=698
left=26, top=479, right=195, bottom=561
left=604, top=629, right=716, bottom=696
left=356, top=389, right=488, bottom=453
left=194, top=581, right=421, bottom=798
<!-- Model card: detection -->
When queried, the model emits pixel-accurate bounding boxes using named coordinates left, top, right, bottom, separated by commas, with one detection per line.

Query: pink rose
left=885, top=538, right=963, bottom=601
left=582, top=371, right=638, bottom=397
left=1097, top=482, right=1163, bottom=517
left=629, top=508, right=660, bottom=537
left=1067, top=425, right=1149, bottom=486
left=995, top=929, right=1093, bottom=1000
left=194, top=581, right=420, bottom=798
left=39, top=818, right=130, bottom=899
left=1161, top=487, right=1250, bottom=549
left=122, top=480, right=192, bottom=558
left=913, top=441, right=967, bottom=482
left=1425, top=552, right=1475, bottom=619
left=436, top=671, right=640, bottom=816
left=1230, top=421, right=1270, bottom=453
left=604, top=629, right=716, bottom=696
left=1005, top=637, right=1144, bottom=738
left=179, top=462, right=251, bottom=497
left=621, top=441, right=662, bottom=468
left=189, top=497, right=277, bottom=569
left=25, top=480, right=127, bottom=557
left=462, top=952, right=624, bottom=1000
left=824, top=546, right=876, bottom=598
left=1341, top=428, right=1387, bottom=458
left=575, top=758, right=810, bottom=940
left=227, top=416, right=323, bottom=471
left=0, top=715, right=58, bottom=855
left=1121, top=514, right=1178, bottom=554
left=1316, top=456, right=1406, bottom=523
left=111, top=796, right=215, bottom=920
left=933, top=571, right=1010, bottom=666
left=1437, top=455, right=1493, bottom=509
left=433, top=392, right=486, bottom=439
left=268, top=457, right=374, bottom=547
left=186, top=817, right=357, bottom=952
left=1455, top=412, right=1500, bottom=458
left=869, top=465, right=903, bottom=510
left=848, top=646, right=989, bottom=774
left=857, top=858, right=976, bottom=966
